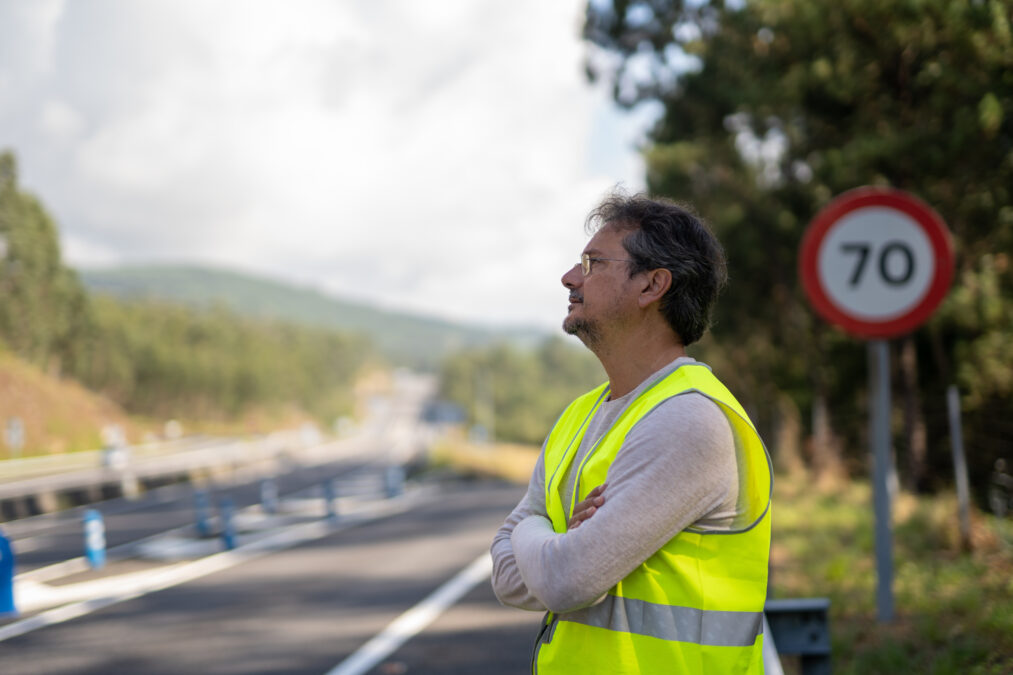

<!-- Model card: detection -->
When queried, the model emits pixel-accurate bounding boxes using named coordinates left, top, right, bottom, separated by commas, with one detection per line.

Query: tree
left=584, top=0, right=1013, bottom=492
left=0, top=151, right=91, bottom=375
left=439, top=337, right=605, bottom=445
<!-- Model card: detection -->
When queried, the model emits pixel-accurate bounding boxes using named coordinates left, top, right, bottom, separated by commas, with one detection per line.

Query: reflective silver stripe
left=562, top=595, right=762, bottom=648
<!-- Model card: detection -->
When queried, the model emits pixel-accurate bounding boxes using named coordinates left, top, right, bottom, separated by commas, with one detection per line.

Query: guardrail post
left=260, top=478, right=279, bottom=515
left=323, top=479, right=338, bottom=521
left=0, top=530, right=16, bottom=616
left=764, top=598, right=832, bottom=675
left=120, top=471, right=141, bottom=500
left=219, top=497, right=237, bottom=550
left=385, top=465, right=405, bottom=499
left=194, top=490, right=213, bottom=538
left=83, top=509, right=106, bottom=569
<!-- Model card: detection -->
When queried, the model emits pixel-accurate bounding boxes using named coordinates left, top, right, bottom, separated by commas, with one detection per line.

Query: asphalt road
left=0, top=478, right=540, bottom=675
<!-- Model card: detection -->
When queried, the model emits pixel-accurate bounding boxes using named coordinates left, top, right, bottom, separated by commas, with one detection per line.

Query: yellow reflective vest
left=533, top=364, right=772, bottom=674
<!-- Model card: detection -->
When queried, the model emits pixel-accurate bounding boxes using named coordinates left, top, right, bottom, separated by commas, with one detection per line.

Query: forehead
left=582, top=224, right=628, bottom=255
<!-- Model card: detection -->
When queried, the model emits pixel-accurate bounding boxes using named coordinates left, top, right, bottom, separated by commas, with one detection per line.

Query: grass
left=770, top=475, right=1012, bottom=674
left=431, top=441, right=1013, bottom=673
left=429, top=436, right=540, bottom=485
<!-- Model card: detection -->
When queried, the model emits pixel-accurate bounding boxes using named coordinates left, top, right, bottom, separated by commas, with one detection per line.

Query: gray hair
left=586, top=191, right=727, bottom=345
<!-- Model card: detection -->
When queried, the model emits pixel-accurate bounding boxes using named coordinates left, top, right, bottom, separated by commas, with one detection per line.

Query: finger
left=567, top=484, right=609, bottom=530
left=578, top=493, right=606, bottom=512
left=569, top=500, right=597, bottom=524
left=578, top=484, right=608, bottom=510
left=567, top=509, right=594, bottom=529
left=567, top=504, right=597, bottom=530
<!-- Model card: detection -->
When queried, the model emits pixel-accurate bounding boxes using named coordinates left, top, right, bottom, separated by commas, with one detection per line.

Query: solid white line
left=324, top=552, right=493, bottom=675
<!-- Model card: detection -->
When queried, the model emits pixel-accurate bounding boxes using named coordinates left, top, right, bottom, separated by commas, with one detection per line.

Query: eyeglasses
left=580, top=253, right=632, bottom=276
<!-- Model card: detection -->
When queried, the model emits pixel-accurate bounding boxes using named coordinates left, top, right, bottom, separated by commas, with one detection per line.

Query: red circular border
left=799, top=187, right=954, bottom=339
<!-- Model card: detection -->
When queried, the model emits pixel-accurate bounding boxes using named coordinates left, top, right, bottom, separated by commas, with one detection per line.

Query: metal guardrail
left=0, top=435, right=222, bottom=477
left=0, top=430, right=376, bottom=519
left=764, top=597, right=832, bottom=675
left=0, top=439, right=263, bottom=500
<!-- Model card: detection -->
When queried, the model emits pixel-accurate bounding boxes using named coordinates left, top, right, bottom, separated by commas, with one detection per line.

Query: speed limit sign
left=800, top=187, right=954, bottom=338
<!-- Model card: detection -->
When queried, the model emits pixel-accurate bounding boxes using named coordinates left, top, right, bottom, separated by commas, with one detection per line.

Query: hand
left=567, top=483, right=607, bottom=531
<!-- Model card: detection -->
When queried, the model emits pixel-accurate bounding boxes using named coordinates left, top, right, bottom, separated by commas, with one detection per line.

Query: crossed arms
left=490, top=393, right=738, bottom=614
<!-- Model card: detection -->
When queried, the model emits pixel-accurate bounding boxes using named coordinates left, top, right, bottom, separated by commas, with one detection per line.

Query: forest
left=442, top=0, right=1012, bottom=502
left=0, top=151, right=375, bottom=428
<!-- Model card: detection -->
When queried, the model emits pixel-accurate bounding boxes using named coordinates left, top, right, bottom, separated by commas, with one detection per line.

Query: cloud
left=0, top=0, right=648, bottom=329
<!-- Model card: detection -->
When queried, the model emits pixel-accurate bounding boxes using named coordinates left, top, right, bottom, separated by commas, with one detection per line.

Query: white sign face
left=816, top=207, right=936, bottom=321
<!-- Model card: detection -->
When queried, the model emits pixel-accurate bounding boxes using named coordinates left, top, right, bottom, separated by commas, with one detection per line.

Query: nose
left=561, top=263, right=582, bottom=289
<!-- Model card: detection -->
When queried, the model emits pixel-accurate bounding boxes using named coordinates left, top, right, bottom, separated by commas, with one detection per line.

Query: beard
left=563, top=315, right=603, bottom=350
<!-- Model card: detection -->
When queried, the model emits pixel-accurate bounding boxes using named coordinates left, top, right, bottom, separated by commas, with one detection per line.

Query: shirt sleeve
left=489, top=446, right=549, bottom=611
left=510, top=393, right=738, bottom=614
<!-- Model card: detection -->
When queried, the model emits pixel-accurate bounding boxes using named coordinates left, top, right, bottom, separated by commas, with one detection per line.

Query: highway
left=0, top=374, right=543, bottom=674
left=0, top=478, right=537, bottom=675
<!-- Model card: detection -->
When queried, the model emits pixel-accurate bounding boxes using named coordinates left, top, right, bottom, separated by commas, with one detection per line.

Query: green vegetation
left=80, top=265, right=545, bottom=368
left=438, top=337, right=605, bottom=445
left=0, top=152, right=90, bottom=377
left=0, top=150, right=375, bottom=441
left=583, top=0, right=1013, bottom=497
left=72, top=296, right=373, bottom=422
left=771, top=475, right=1013, bottom=673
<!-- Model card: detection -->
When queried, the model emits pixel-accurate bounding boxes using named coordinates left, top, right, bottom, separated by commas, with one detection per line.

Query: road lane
left=356, top=572, right=540, bottom=675
left=0, top=478, right=527, bottom=675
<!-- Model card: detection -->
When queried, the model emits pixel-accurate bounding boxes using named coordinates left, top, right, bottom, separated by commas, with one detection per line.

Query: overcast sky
left=0, top=0, right=654, bottom=330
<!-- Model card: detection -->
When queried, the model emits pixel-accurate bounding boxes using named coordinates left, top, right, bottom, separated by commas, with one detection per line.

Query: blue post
left=260, top=478, right=279, bottom=515
left=0, top=530, right=16, bottom=616
left=220, top=497, right=236, bottom=550
left=83, top=509, right=106, bottom=569
left=194, top=489, right=212, bottom=538
left=385, top=465, right=405, bottom=498
left=323, top=479, right=338, bottom=521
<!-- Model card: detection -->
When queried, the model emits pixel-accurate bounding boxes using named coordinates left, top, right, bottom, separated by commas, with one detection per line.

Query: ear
left=637, top=268, right=672, bottom=309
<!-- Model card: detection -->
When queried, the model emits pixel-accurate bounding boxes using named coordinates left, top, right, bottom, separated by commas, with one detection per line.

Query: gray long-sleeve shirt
left=490, top=357, right=740, bottom=614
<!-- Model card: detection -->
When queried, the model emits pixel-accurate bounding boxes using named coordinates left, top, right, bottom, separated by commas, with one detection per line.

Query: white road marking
left=323, top=552, right=493, bottom=675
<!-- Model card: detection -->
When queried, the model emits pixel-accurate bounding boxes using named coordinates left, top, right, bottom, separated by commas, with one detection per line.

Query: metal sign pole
left=946, top=385, right=972, bottom=549
left=868, top=339, right=894, bottom=622
left=802, top=187, right=954, bottom=626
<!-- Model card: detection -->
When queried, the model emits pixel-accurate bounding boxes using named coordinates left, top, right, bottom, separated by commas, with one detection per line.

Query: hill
left=0, top=349, right=135, bottom=457
left=77, top=265, right=546, bottom=367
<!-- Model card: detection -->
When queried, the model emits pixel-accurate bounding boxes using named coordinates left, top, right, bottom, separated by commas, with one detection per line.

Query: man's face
left=560, top=225, right=637, bottom=349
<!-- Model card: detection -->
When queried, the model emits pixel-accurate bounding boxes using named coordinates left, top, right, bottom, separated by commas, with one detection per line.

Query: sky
left=0, top=0, right=656, bottom=331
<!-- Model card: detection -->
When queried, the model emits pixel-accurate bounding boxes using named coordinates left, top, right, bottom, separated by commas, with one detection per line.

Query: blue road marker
left=219, top=497, right=237, bottom=550
left=194, top=489, right=213, bottom=538
left=83, top=509, right=106, bottom=569
left=0, top=530, right=17, bottom=616
left=260, top=478, right=279, bottom=515
left=385, top=466, right=405, bottom=499
left=323, top=479, right=338, bottom=521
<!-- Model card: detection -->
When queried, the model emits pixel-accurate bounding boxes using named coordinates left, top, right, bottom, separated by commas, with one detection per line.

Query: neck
left=594, top=324, right=687, bottom=399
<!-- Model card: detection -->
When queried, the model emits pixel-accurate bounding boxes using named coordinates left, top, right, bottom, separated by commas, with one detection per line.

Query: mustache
left=568, top=293, right=583, bottom=303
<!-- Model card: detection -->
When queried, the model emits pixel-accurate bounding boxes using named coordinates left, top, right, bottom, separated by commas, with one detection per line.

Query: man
left=490, top=192, right=772, bottom=674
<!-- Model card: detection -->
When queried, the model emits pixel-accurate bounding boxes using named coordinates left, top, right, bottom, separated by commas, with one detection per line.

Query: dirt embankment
left=0, top=351, right=135, bottom=458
